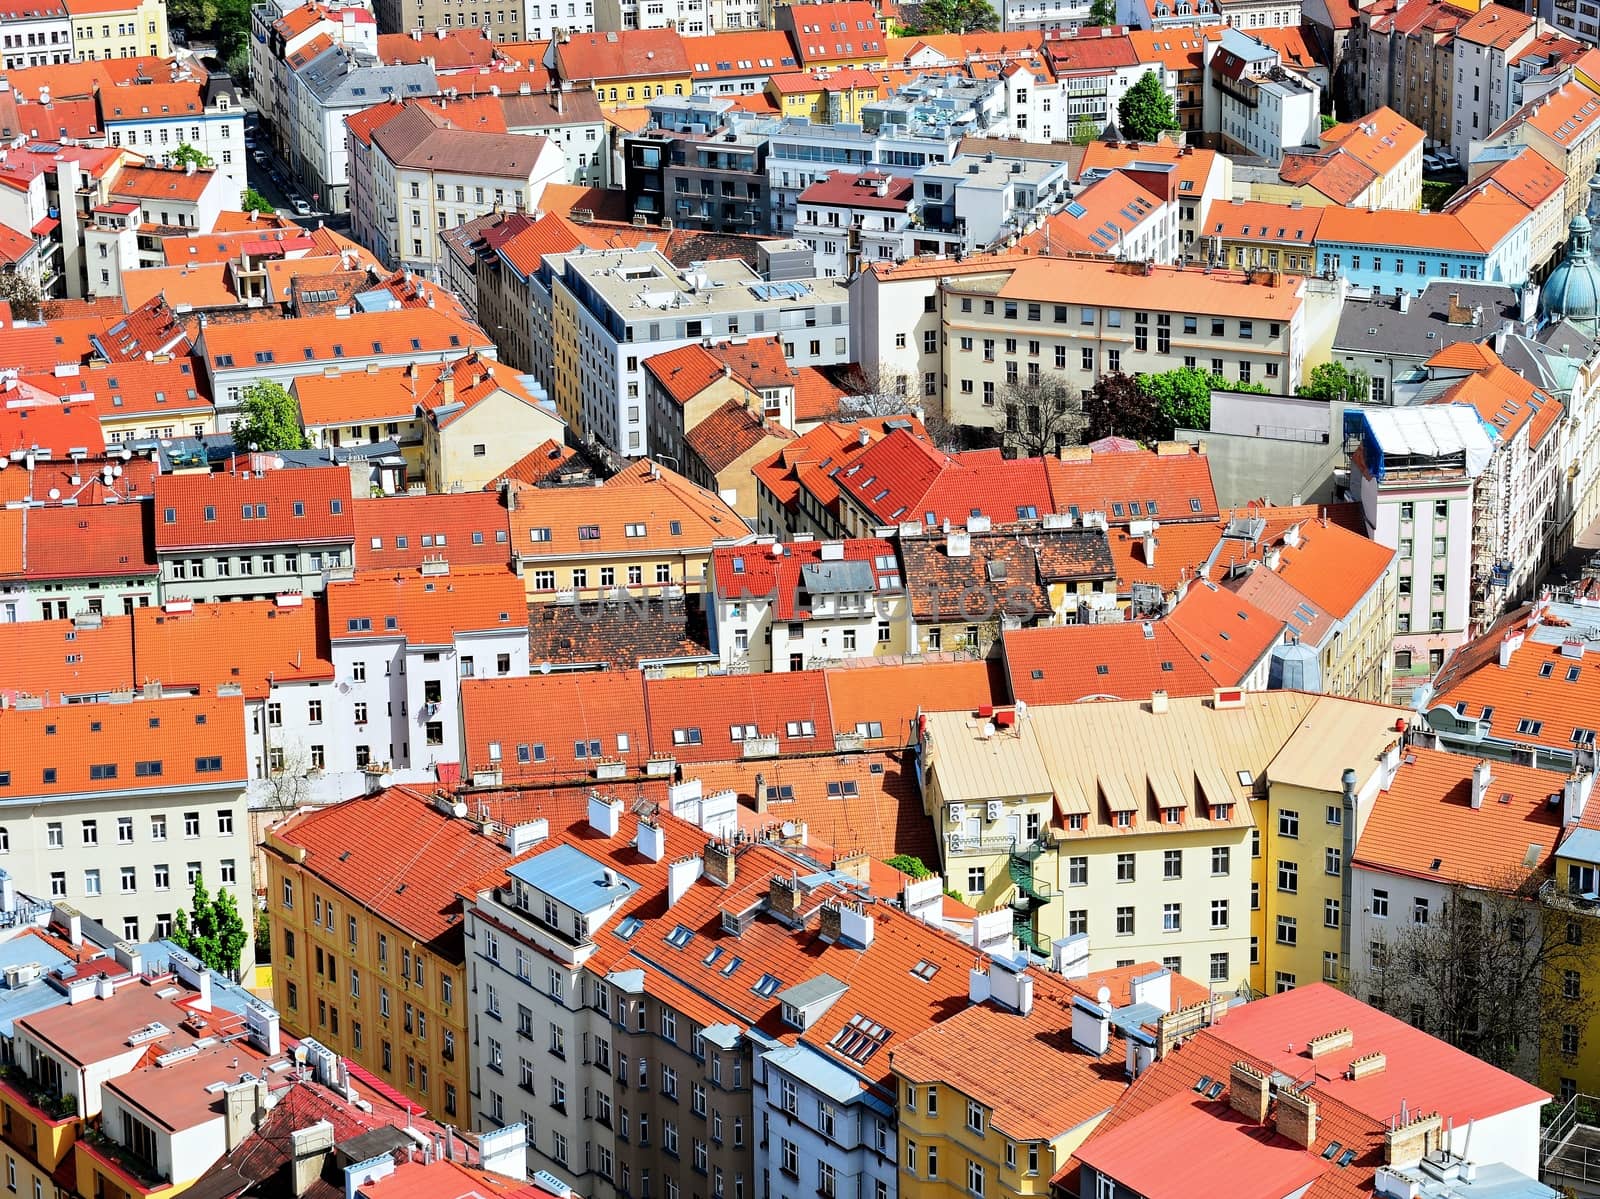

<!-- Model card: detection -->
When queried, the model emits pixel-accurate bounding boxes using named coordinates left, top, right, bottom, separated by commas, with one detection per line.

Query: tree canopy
left=171, top=874, right=250, bottom=978
left=172, top=142, right=214, bottom=169
left=1138, top=366, right=1268, bottom=434
left=241, top=187, right=276, bottom=215
left=886, top=855, right=934, bottom=880
left=902, top=0, right=998, bottom=32
left=1085, top=368, right=1266, bottom=444
left=1297, top=361, right=1371, bottom=404
left=0, top=271, right=44, bottom=322
left=997, top=375, right=1086, bottom=458
left=1117, top=70, right=1180, bottom=143
left=234, top=380, right=309, bottom=451
left=1088, top=0, right=1117, bottom=24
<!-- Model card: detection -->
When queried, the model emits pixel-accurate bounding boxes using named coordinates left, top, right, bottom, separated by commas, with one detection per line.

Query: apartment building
left=0, top=0, right=72, bottom=68
left=460, top=796, right=983, bottom=1199
left=1210, top=28, right=1322, bottom=162
left=706, top=536, right=908, bottom=670
left=794, top=171, right=915, bottom=277
left=1073, top=139, right=1232, bottom=255
left=1264, top=106, right=1425, bottom=211
left=776, top=0, right=888, bottom=69
left=925, top=257, right=1307, bottom=429
left=1314, top=199, right=1533, bottom=293
left=1350, top=0, right=1478, bottom=151
left=642, top=336, right=798, bottom=476
left=1474, top=79, right=1600, bottom=225
left=919, top=689, right=1405, bottom=992
left=152, top=467, right=357, bottom=601
left=1072, top=986, right=1549, bottom=1199
left=100, top=73, right=245, bottom=197
left=535, top=246, right=849, bottom=456
left=1350, top=746, right=1579, bottom=1079
left=265, top=785, right=517, bottom=1122
left=69, top=0, right=170, bottom=61
left=3, top=947, right=284, bottom=1199
left=898, top=523, right=1120, bottom=657
left=504, top=462, right=744, bottom=602
left=550, top=30, right=693, bottom=102
left=352, top=101, right=565, bottom=280
left=1449, top=4, right=1541, bottom=160
left=0, top=692, right=251, bottom=951
left=195, top=305, right=492, bottom=427
left=321, top=565, right=529, bottom=778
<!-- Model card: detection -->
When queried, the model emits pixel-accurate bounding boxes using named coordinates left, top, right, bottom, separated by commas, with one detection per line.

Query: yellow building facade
left=893, top=1076, right=1082, bottom=1199
left=263, top=828, right=471, bottom=1124
left=68, top=0, right=167, bottom=60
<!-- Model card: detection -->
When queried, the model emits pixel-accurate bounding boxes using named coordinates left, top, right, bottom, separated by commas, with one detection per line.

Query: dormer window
left=1163, top=807, right=1182, bottom=825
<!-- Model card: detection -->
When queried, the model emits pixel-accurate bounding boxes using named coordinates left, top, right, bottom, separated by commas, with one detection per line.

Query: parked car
left=1436, top=149, right=1460, bottom=170
left=291, top=198, right=311, bottom=215
left=1422, top=152, right=1444, bottom=173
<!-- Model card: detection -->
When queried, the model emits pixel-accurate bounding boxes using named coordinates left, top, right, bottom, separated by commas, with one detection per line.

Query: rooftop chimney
left=637, top=818, right=666, bottom=862
left=1564, top=771, right=1594, bottom=828
left=587, top=792, right=622, bottom=837
left=768, top=875, right=803, bottom=925
left=1276, top=1087, right=1318, bottom=1148
left=1229, top=1061, right=1270, bottom=1123
left=703, top=840, right=736, bottom=887
left=1470, top=759, right=1491, bottom=809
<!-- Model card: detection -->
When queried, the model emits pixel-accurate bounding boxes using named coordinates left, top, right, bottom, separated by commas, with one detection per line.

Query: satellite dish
left=1096, top=985, right=1112, bottom=1005
left=0, top=458, right=9, bottom=470
left=113, top=465, right=123, bottom=477
left=538, top=661, right=552, bottom=674
left=780, top=821, right=797, bottom=837
left=46, top=487, right=59, bottom=500
left=769, top=541, right=784, bottom=557
left=273, top=456, right=286, bottom=469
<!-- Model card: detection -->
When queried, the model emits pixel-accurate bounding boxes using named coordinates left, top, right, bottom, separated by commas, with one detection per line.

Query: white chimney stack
left=1470, top=760, right=1491, bottom=809
left=588, top=793, right=623, bottom=837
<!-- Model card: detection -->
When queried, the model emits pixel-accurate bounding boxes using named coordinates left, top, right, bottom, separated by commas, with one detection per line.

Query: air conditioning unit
left=948, top=803, right=967, bottom=823
left=985, top=800, right=1003, bottom=822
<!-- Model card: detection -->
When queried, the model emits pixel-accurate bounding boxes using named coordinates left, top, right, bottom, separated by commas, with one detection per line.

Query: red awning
left=29, top=216, right=57, bottom=236
left=344, top=1059, right=427, bottom=1114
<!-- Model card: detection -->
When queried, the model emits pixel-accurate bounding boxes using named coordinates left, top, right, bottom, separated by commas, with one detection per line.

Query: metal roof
left=509, top=843, right=639, bottom=915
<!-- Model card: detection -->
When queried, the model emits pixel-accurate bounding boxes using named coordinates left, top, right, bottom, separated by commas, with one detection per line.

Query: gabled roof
left=1355, top=744, right=1566, bottom=885
left=507, top=462, right=742, bottom=558
left=351, top=492, right=511, bottom=571
left=712, top=537, right=902, bottom=621
left=273, top=785, right=514, bottom=956
left=0, top=693, right=246, bottom=798
left=0, top=614, right=134, bottom=702
left=1003, top=620, right=1217, bottom=704
left=460, top=671, right=650, bottom=783
left=685, top=29, right=798, bottom=77
left=823, top=658, right=1005, bottom=747
left=132, top=598, right=333, bottom=699
left=154, top=467, right=355, bottom=553
left=324, top=565, right=526, bottom=646
left=1428, top=347, right=1564, bottom=448
left=24, top=500, right=154, bottom=581
left=686, top=398, right=794, bottom=474
left=645, top=671, right=836, bottom=762
left=1163, top=579, right=1280, bottom=684
left=554, top=28, right=691, bottom=81
left=199, top=306, right=489, bottom=371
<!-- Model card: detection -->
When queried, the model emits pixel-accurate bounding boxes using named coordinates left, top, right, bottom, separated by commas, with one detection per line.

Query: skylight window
left=666, top=924, right=695, bottom=948
left=753, top=973, right=783, bottom=997
left=617, top=917, right=643, bottom=940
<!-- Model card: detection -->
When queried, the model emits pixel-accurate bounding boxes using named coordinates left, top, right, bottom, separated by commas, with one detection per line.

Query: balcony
left=80, top=1126, right=168, bottom=1191
left=0, top=1068, right=76, bottom=1124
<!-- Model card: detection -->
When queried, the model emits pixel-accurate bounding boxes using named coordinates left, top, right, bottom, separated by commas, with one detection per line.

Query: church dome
left=1542, top=213, right=1600, bottom=335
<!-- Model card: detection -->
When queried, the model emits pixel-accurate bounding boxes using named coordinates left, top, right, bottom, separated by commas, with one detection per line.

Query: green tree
left=0, top=271, right=44, bottom=322
left=1088, top=0, right=1117, bottom=24
left=1297, top=361, right=1371, bottom=404
left=886, top=854, right=934, bottom=880
left=171, top=873, right=250, bottom=978
left=241, top=187, right=276, bottom=215
left=171, top=142, right=214, bottom=169
left=1071, top=114, right=1100, bottom=145
left=903, top=0, right=998, bottom=32
left=1137, top=367, right=1270, bottom=435
left=1085, top=372, right=1167, bottom=444
left=1117, top=70, right=1180, bottom=143
left=234, top=380, right=309, bottom=451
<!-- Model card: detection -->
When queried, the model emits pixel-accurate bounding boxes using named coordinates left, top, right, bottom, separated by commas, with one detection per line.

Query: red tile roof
left=1163, top=579, right=1280, bottom=684
left=0, top=692, right=246, bottom=798
left=1429, top=349, right=1564, bottom=449
left=132, top=598, right=332, bottom=700
left=489, top=439, right=580, bottom=487
left=0, top=615, right=134, bottom=702
left=351, top=492, right=512, bottom=571
left=273, top=785, right=514, bottom=956
left=1354, top=744, right=1566, bottom=885
left=824, top=658, right=1006, bottom=746
left=23, top=500, right=154, bottom=581
left=325, top=565, right=525, bottom=647
left=645, top=671, right=836, bottom=762
left=153, top=466, right=356, bottom=552
left=554, top=28, right=690, bottom=81
left=460, top=671, right=649, bottom=783
left=1003, top=621, right=1218, bottom=704
left=507, top=462, right=742, bottom=562
left=711, top=536, right=901, bottom=620
left=109, top=164, right=217, bottom=205
left=0, top=399, right=106, bottom=458
left=686, top=399, right=793, bottom=473
left=799, top=170, right=914, bottom=209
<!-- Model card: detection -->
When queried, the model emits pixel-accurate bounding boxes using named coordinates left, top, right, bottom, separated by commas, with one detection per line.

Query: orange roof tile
left=154, top=466, right=355, bottom=552
left=24, top=500, right=154, bottom=582
left=351, top=492, right=512, bottom=571
left=686, top=399, right=793, bottom=473
left=325, top=565, right=525, bottom=647
left=1354, top=744, right=1566, bottom=885
left=274, top=785, right=514, bottom=955
left=555, top=28, right=690, bottom=81
left=824, top=659, right=1005, bottom=747
left=0, top=615, right=134, bottom=702
left=460, top=671, right=649, bottom=783
left=1163, top=579, right=1280, bottom=684
left=645, top=671, right=836, bottom=762
left=507, top=462, right=742, bottom=561
left=1003, top=621, right=1219, bottom=703
left=109, top=164, right=216, bottom=204
left=0, top=692, right=246, bottom=797
left=132, top=598, right=332, bottom=699
left=489, top=439, right=580, bottom=487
